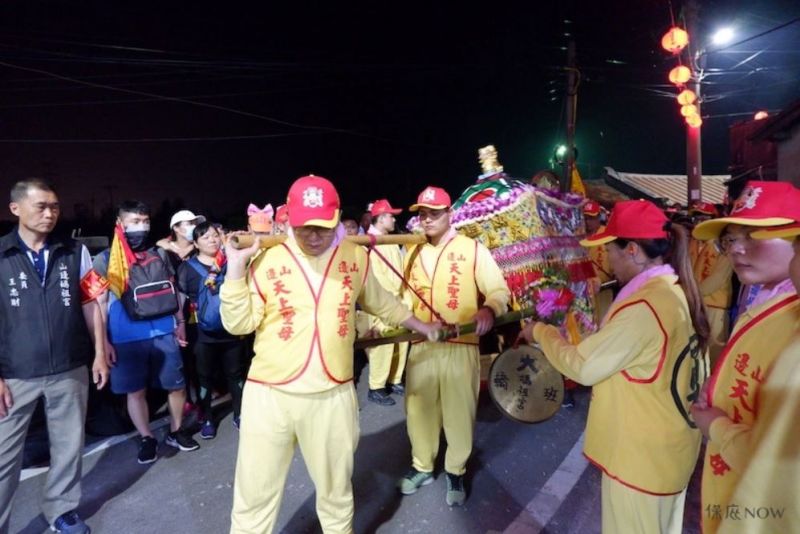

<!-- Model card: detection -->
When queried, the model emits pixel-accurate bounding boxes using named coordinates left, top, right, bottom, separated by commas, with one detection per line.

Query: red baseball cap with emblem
left=409, top=186, right=452, bottom=212
left=275, top=204, right=289, bottom=224
left=580, top=200, right=669, bottom=247
left=286, top=175, right=340, bottom=228
left=693, top=181, right=800, bottom=240
left=583, top=200, right=602, bottom=217
left=370, top=199, right=402, bottom=217
left=689, top=201, right=718, bottom=217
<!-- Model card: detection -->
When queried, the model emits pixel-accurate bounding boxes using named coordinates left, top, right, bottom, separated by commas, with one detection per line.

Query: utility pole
left=686, top=0, right=702, bottom=206
left=562, top=40, right=578, bottom=193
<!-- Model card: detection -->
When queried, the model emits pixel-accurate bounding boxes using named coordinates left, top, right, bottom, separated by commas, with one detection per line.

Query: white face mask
left=183, top=224, right=196, bottom=242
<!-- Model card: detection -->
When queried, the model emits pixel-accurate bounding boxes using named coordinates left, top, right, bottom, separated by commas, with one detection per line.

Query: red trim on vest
left=607, top=299, right=668, bottom=383
left=249, top=261, right=266, bottom=303
left=584, top=453, right=684, bottom=496
left=707, top=293, right=799, bottom=406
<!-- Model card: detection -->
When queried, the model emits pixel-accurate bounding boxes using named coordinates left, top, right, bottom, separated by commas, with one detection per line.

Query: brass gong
left=488, top=344, right=564, bottom=423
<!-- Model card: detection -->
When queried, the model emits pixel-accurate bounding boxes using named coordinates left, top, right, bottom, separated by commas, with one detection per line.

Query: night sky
left=0, top=1, right=798, bottom=229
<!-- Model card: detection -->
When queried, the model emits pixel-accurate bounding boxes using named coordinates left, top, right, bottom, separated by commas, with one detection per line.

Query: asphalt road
left=9, top=365, right=702, bottom=534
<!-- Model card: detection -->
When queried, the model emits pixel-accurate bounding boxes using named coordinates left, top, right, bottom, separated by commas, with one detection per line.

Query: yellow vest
left=690, top=239, right=732, bottom=309
left=246, top=240, right=369, bottom=386
left=701, top=293, right=800, bottom=534
left=584, top=276, right=705, bottom=494
left=362, top=241, right=404, bottom=333
left=405, top=234, right=479, bottom=344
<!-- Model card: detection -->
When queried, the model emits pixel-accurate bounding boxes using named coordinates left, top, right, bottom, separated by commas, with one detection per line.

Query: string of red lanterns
left=662, top=26, right=702, bottom=128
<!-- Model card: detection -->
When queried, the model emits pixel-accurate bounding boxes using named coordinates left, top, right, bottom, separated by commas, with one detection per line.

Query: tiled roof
left=604, top=167, right=730, bottom=206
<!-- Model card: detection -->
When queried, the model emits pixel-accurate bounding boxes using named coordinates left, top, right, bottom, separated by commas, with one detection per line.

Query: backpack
left=120, top=248, right=179, bottom=320
left=187, top=257, right=226, bottom=333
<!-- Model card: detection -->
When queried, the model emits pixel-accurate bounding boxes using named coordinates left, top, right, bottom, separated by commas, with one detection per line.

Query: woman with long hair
left=519, top=199, right=709, bottom=534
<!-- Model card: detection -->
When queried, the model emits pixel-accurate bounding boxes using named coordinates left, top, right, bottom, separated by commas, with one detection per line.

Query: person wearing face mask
left=157, top=210, right=206, bottom=272
left=158, top=210, right=206, bottom=416
left=221, top=175, right=440, bottom=534
left=689, top=181, right=800, bottom=534
left=94, top=200, right=200, bottom=465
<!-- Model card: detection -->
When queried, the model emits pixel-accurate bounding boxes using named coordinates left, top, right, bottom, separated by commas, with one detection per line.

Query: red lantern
left=686, top=114, right=703, bottom=128
left=662, top=27, right=689, bottom=54
left=669, top=65, right=692, bottom=85
left=677, top=89, right=697, bottom=106
left=680, top=104, right=698, bottom=117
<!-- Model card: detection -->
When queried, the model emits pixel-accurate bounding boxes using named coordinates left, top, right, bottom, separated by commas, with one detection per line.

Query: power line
left=0, top=132, right=328, bottom=143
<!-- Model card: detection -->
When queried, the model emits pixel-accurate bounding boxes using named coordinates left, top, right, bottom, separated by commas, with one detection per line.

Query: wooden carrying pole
left=229, top=233, right=427, bottom=250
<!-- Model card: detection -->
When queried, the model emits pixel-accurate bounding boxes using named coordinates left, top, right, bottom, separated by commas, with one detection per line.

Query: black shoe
left=165, top=430, right=200, bottom=452
left=137, top=436, right=158, bottom=464
left=51, top=510, right=90, bottom=533
left=368, top=388, right=396, bottom=406
left=562, top=389, right=576, bottom=408
left=389, top=383, right=405, bottom=396
left=445, top=472, right=466, bottom=506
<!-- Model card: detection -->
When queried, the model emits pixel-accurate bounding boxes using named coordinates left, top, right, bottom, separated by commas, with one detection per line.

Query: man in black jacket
left=0, top=179, right=108, bottom=534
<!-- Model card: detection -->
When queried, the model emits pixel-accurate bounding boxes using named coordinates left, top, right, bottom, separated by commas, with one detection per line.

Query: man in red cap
left=690, top=181, right=800, bottom=534
left=360, top=199, right=408, bottom=406
left=221, top=176, right=439, bottom=534
left=398, top=186, right=509, bottom=507
left=687, top=201, right=733, bottom=365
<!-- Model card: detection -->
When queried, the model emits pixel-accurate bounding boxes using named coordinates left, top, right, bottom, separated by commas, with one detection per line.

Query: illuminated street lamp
left=711, top=27, right=735, bottom=46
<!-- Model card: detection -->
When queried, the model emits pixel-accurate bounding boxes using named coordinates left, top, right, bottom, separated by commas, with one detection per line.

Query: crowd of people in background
left=0, top=176, right=798, bottom=534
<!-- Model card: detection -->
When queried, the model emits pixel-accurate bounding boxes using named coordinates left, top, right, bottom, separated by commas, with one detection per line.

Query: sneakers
left=233, top=415, right=240, bottom=430
left=397, top=468, right=434, bottom=495
left=445, top=472, right=466, bottom=506
left=368, top=388, right=396, bottom=406
left=389, top=383, right=405, bottom=395
left=51, top=510, right=90, bottom=533
left=165, top=430, right=200, bottom=452
left=137, top=436, right=158, bottom=465
left=200, top=420, right=217, bottom=440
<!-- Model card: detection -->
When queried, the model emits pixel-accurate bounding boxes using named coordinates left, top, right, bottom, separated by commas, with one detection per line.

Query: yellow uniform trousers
left=367, top=342, right=408, bottom=390
left=230, top=381, right=359, bottom=534
left=601, top=474, right=686, bottom=534
left=405, top=341, right=480, bottom=476
left=706, top=306, right=729, bottom=366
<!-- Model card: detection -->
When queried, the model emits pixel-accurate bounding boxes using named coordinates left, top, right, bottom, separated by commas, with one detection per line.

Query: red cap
left=286, top=175, right=340, bottom=229
left=370, top=199, right=402, bottom=217
left=409, top=186, right=452, bottom=212
left=580, top=200, right=669, bottom=247
left=693, top=181, right=800, bottom=240
left=583, top=200, right=602, bottom=217
left=275, top=204, right=289, bottom=224
left=689, top=201, right=718, bottom=217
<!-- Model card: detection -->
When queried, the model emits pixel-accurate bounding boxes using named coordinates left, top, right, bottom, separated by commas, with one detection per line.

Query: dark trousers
left=195, top=340, right=246, bottom=420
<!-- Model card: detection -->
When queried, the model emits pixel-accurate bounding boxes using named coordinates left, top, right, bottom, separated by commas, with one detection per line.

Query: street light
left=711, top=27, right=735, bottom=46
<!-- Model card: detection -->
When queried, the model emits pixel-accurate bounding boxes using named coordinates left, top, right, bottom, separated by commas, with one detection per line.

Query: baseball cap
left=693, top=181, right=800, bottom=240
left=370, top=199, right=402, bottom=217
left=752, top=222, right=800, bottom=240
left=286, top=175, right=340, bottom=229
left=583, top=200, right=602, bottom=217
left=409, top=186, right=452, bottom=212
left=689, top=201, right=718, bottom=217
left=275, top=204, right=289, bottom=224
left=581, top=200, right=669, bottom=247
left=169, top=210, right=206, bottom=229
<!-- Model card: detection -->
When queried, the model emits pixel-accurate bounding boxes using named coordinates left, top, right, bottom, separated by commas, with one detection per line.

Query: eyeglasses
left=294, top=226, right=335, bottom=239
left=715, top=232, right=755, bottom=254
